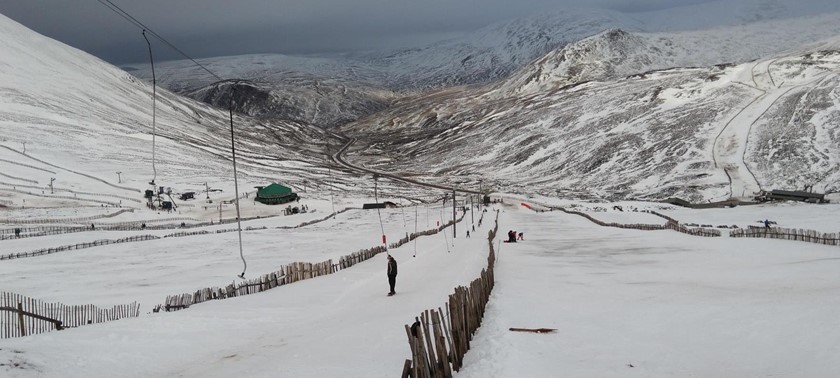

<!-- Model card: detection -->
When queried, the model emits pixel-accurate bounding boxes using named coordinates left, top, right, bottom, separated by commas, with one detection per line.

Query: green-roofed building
left=255, top=183, right=298, bottom=205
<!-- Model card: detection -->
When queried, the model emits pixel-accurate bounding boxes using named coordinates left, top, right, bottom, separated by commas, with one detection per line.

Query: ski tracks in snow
left=713, top=60, right=834, bottom=200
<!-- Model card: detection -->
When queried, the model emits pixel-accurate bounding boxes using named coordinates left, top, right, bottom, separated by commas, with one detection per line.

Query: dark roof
left=770, top=190, right=824, bottom=199
left=362, top=203, right=386, bottom=209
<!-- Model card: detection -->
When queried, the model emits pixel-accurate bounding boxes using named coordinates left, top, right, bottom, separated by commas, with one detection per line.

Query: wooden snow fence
left=401, top=210, right=500, bottom=378
left=158, top=211, right=469, bottom=313
left=0, top=208, right=135, bottom=226
left=664, top=220, right=722, bottom=237
left=645, top=210, right=677, bottom=223
left=0, top=225, right=91, bottom=241
left=555, top=207, right=665, bottom=230
left=520, top=204, right=722, bottom=238
left=0, top=235, right=160, bottom=261
left=159, top=259, right=335, bottom=312
left=339, top=246, right=388, bottom=270
left=277, top=207, right=355, bottom=229
left=0, top=292, right=140, bottom=339
left=730, top=227, right=840, bottom=246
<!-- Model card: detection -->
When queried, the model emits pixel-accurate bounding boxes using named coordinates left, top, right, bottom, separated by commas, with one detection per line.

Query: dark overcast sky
left=0, top=0, right=738, bottom=64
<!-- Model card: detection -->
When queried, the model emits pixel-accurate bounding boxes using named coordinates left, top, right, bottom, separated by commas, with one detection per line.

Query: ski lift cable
left=141, top=30, right=157, bottom=183
left=374, top=175, right=386, bottom=247
left=96, top=1, right=249, bottom=277
left=229, top=84, right=247, bottom=278
left=97, top=0, right=224, bottom=82
left=326, top=141, right=336, bottom=217
left=439, top=205, right=450, bottom=253
left=413, top=204, right=418, bottom=257
left=400, top=197, right=408, bottom=232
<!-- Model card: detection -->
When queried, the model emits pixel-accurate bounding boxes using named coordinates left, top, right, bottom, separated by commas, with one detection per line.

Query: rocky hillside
left=133, top=1, right=840, bottom=129
left=338, top=35, right=840, bottom=201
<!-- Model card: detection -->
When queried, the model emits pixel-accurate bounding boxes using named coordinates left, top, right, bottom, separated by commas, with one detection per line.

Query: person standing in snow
left=764, top=219, right=770, bottom=229
left=387, top=255, right=398, bottom=296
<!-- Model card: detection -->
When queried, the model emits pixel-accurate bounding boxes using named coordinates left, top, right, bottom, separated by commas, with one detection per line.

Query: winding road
left=330, top=137, right=480, bottom=195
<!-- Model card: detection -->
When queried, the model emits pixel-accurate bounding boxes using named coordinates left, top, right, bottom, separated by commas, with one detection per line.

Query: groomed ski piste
left=3, top=196, right=840, bottom=377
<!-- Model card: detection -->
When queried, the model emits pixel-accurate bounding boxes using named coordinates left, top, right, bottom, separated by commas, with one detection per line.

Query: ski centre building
left=254, top=183, right=298, bottom=205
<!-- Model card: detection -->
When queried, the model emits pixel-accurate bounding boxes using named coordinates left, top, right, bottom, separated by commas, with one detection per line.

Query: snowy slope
left=501, top=13, right=840, bottom=95
left=131, top=1, right=840, bottom=130
left=458, top=204, right=840, bottom=377
left=339, top=36, right=840, bottom=202
left=3, top=201, right=840, bottom=377
left=358, top=8, right=643, bottom=88
left=636, top=0, right=840, bottom=31
left=0, top=12, right=377, bottom=218
left=126, top=54, right=396, bottom=128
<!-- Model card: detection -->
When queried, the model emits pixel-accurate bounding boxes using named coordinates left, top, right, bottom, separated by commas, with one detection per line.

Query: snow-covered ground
left=460, top=204, right=840, bottom=377
left=0, top=206, right=454, bottom=312
left=3, top=202, right=839, bottom=377
left=0, top=204, right=487, bottom=378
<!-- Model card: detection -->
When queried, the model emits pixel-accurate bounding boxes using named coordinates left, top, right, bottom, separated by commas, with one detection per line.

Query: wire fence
left=0, top=235, right=161, bottom=260
left=0, top=209, right=135, bottom=227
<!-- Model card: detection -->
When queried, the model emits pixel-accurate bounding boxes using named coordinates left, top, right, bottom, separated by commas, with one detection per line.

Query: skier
left=387, top=255, right=398, bottom=296
left=466, top=230, right=471, bottom=238
left=517, top=232, right=524, bottom=241
left=764, top=219, right=770, bottom=229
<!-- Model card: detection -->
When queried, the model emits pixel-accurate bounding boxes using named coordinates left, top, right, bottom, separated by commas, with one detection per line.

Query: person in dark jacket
left=387, top=255, right=398, bottom=296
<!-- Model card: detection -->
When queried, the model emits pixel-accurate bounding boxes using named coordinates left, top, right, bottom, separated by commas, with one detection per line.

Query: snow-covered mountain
left=499, top=12, right=840, bottom=95
left=0, top=13, right=351, bottom=208
left=133, top=1, right=840, bottom=128
left=338, top=34, right=840, bottom=202
left=5, top=0, right=839, bottom=204
left=359, top=8, right=644, bottom=88
left=126, top=54, right=397, bottom=128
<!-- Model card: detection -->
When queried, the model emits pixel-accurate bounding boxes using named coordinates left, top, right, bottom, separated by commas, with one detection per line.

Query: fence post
left=17, top=302, right=26, bottom=337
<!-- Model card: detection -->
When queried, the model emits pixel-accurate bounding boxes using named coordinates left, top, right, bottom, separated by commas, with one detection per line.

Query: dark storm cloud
left=0, top=0, right=798, bottom=64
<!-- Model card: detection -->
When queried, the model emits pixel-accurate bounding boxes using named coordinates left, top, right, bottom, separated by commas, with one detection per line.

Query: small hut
left=255, top=183, right=298, bottom=205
